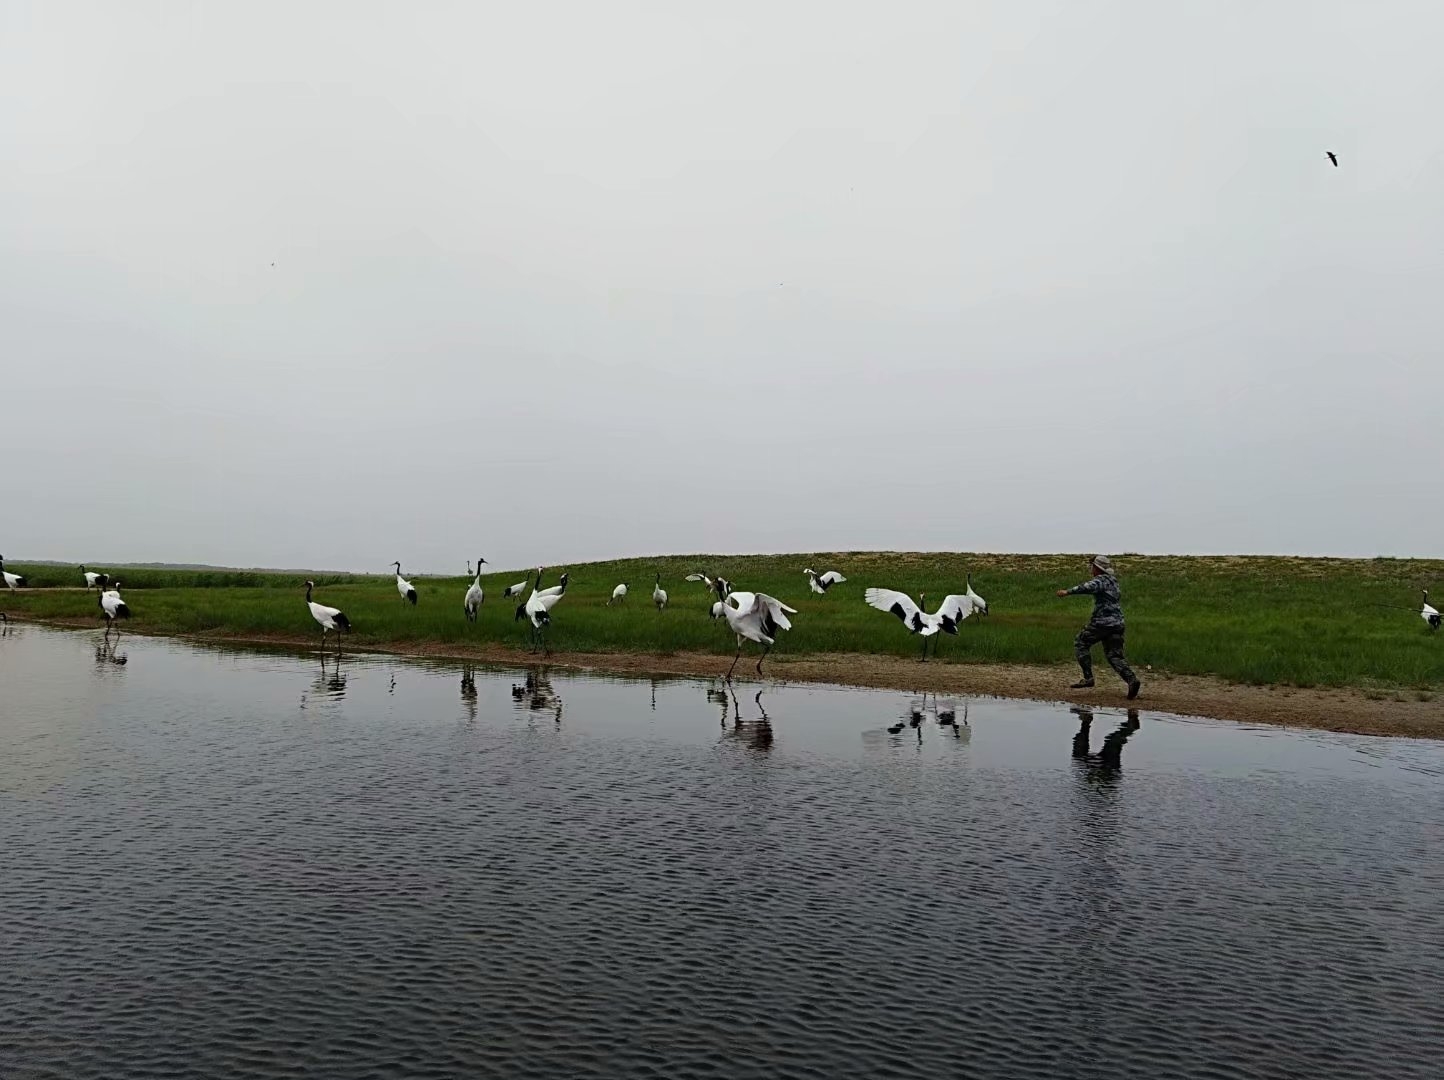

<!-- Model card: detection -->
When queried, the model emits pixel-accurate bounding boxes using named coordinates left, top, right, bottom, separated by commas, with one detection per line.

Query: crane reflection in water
left=300, top=652, right=347, bottom=710
left=883, top=693, right=968, bottom=745
left=93, top=635, right=128, bottom=669
left=460, top=664, right=478, bottom=722
left=717, top=684, right=774, bottom=752
left=512, top=667, right=563, bottom=725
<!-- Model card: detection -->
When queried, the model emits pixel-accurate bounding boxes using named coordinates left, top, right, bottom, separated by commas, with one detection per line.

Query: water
left=2, top=624, right=1442, bottom=1080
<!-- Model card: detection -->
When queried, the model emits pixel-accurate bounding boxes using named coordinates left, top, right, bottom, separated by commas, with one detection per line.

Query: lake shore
left=16, top=615, right=1441, bottom=739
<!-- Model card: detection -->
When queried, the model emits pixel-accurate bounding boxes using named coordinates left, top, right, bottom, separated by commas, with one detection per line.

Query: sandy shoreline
left=16, top=616, right=1441, bottom=740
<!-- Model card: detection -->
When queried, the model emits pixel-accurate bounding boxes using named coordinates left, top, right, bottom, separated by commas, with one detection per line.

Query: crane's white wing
left=821, top=571, right=846, bottom=587
left=309, top=600, right=345, bottom=627
left=685, top=573, right=711, bottom=583
left=864, top=587, right=924, bottom=629
left=933, top=594, right=977, bottom=630
left=752, top=593, right=796, bottom=632
left=537, top=590, right=566, bottom=612
left=503, top=580, right=529, bottom=598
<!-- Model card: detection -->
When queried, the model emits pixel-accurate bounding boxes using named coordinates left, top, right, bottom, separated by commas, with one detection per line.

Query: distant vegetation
left=3, top=552, right=1441, bottom=690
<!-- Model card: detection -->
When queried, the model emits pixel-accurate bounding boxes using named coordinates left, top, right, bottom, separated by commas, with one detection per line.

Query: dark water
left=2, top=625, right=1442, bottom=1079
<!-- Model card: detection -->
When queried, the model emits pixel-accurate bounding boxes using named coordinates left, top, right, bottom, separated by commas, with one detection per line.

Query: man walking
left=1056, top=555, right=1141, bottom=700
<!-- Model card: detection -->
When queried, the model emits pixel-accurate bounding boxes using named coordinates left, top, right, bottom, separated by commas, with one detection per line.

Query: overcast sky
left=3, top=1, right=1440, bottom=572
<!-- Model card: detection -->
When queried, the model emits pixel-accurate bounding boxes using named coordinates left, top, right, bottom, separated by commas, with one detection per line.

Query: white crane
left=464, top=556, right=486, bottom=622
left=964, top=574, right=989, bottom=616
left=305, top=580, right=351, bottom=651
left=608, top=583, right=629, bottom=606
left=0, top=556, right=26, bottom=592
left=653, top=574, right=668, bottom=611
left=516, top=568, right=568, bottom=652
left=715, top=589, right=797, bottom=679
left=99, top=582, right=130, bottom=633
left=393, top=561, right=417, bottom=606
left=79, top=565, right=110, bottom=590
left=1424, top=590, right=1441, bottom=631
left=863, top=587, right=979, bottom=660
left=804, top=568, right=847, bottom=594
left=502, top=576, right=531, bottom=599
left=685, top=572, right=715, bottom=592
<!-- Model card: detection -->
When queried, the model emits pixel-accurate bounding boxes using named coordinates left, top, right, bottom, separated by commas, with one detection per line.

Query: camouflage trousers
left=1075, top=623, right=1136, bottom=684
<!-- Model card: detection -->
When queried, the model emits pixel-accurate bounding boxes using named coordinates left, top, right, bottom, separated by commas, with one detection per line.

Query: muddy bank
left=16, top=617, right=1441, bottom=739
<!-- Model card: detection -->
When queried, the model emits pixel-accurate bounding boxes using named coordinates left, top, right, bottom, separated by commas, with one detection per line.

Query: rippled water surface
left=2, top=625, right=1443, bottom=1079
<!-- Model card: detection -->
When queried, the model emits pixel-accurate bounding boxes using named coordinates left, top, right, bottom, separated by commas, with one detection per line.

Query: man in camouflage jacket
left=1055, top=555, right=1141, bottom=700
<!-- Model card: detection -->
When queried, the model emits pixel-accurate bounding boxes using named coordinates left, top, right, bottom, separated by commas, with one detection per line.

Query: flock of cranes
left=291, top=562, right=986, bottom=677
left=1, top=556, right=1438, bottom=681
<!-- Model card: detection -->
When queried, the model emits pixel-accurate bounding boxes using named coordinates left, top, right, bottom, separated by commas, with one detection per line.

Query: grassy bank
left=3, top=552, right=1441, bottom=691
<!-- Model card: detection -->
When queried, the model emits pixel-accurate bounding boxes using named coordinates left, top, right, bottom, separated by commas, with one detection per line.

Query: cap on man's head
left=1091, top=555, right=1114, bottom=573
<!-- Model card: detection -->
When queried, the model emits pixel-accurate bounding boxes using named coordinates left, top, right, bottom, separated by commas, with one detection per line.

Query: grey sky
left=3, top=1, right=1440, bottom=572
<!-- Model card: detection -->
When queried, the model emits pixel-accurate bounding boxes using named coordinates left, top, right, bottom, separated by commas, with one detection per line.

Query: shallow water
left=1, top=624, right=1442, bottom=1079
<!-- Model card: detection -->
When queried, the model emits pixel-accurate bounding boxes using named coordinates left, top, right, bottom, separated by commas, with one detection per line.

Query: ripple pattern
left=1, top=629, right=1442, bottom=1079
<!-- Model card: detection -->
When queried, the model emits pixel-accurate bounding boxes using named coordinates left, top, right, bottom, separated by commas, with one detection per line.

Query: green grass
left=3, top=552, right=1442, bottom=690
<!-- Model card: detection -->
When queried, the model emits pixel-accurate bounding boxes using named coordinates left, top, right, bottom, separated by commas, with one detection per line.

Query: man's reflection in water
left=1064, top=705, right=1140, bottom=1043
left=1071, top=706, right=1140, bottom=776
left=460, top=664, right=478, bottom=722
left=719, top=686, right=774, bottom=752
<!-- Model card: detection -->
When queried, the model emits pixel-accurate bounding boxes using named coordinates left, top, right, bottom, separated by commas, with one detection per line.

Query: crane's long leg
left=726, top=637, right=742, bottom=681
left=754, top=642, right=772, bottom=676
left=920, top=634, right=929, bottom=662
